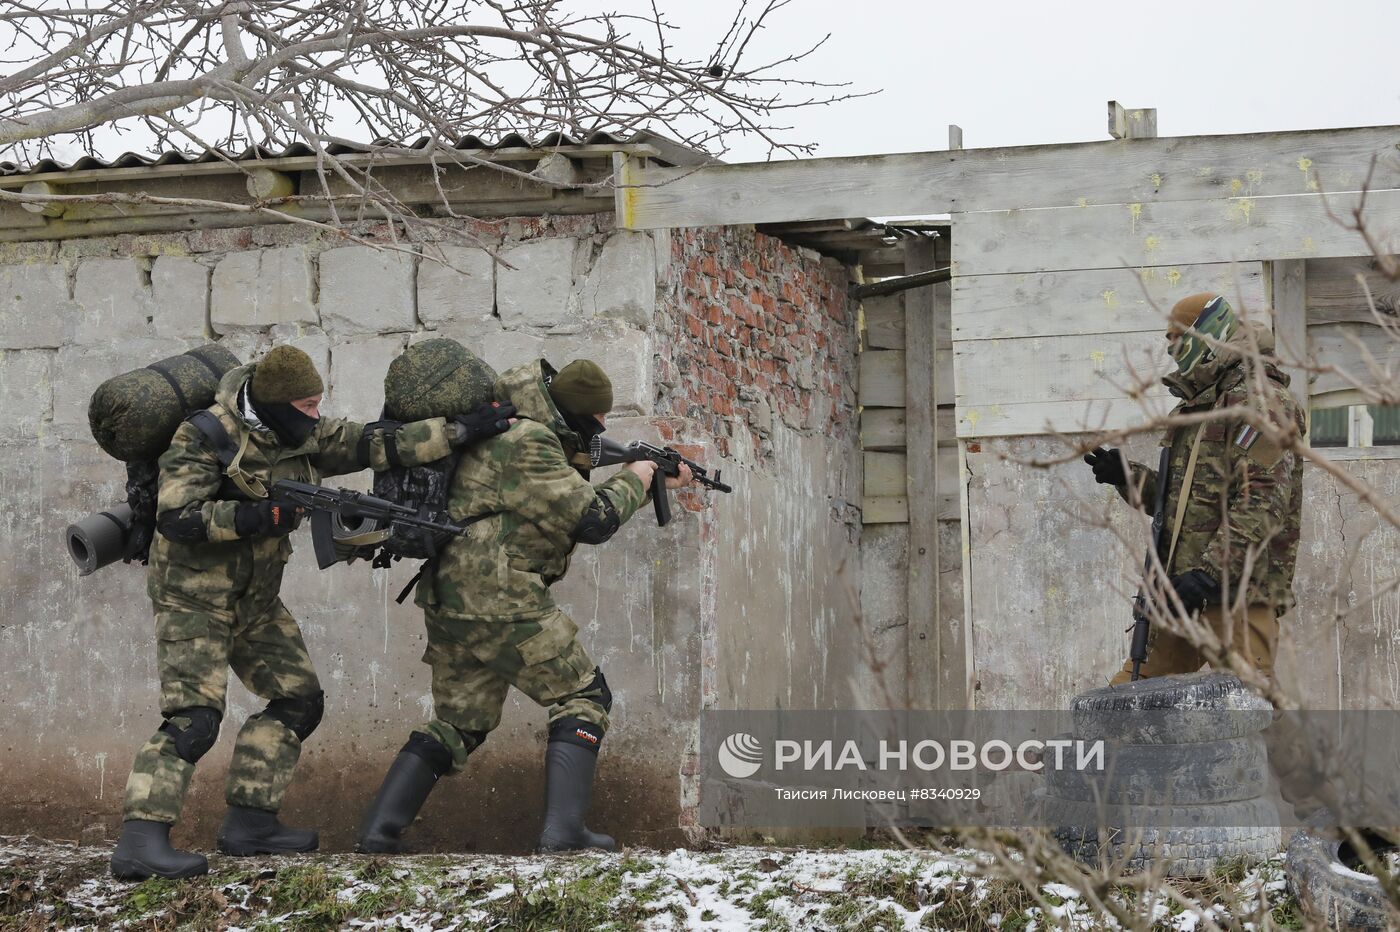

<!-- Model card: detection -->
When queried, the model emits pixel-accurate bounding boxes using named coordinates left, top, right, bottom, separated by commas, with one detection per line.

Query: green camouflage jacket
left=420, top=360, right=649, bottom=620
left=1119, top=333, right=1305, bottom=615
left=149, top=363, right=453, bottom=616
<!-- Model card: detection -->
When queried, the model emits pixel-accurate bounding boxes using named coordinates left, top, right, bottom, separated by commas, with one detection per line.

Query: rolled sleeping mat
left=66, top=504, right=134, bottom=576
left=383, top=337, right=497, bottom=421
left=88, top=344, right=242, bottom=462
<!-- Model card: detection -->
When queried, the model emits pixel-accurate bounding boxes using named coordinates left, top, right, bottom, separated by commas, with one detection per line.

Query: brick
left=0, top=349, right=53, bottom=438
left=418, top=245, right=494, bottom=329
left=0, top=263, right=78, bottom=349
left=496, top=239, right=577, bottom=329
left=326, top=334, right=407, bottom=420
left=151, top=257, right=209, bottom=340
left=583, top=231, right=656, bottom=327
left=318, top=245, right=416, bottom=335
left=211, top=247, right=316, bottom=329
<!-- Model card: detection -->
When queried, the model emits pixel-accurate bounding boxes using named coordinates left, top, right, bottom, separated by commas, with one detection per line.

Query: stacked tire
left=1286, top=815, right=1399, bottom=930
left=1039, top=672, right=1283, bottom=878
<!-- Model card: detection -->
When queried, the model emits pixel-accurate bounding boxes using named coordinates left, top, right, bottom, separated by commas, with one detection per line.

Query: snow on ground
left=0, top=835, right=1305, bottom=930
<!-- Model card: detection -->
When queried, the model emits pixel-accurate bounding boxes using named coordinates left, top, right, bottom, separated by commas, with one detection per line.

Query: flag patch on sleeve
left=1235, top=425, right=1260, bottom=450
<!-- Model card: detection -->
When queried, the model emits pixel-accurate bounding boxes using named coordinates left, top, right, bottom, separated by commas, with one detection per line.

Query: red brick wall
left=654, top=226, right=857, bottom=462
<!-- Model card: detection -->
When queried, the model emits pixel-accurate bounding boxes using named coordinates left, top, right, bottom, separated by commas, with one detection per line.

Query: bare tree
left=0, top=0, right=861, bottom=240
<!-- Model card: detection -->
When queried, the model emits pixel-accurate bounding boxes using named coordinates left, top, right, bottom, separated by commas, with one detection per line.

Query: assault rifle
left=1128, top=448, right=1173, bottom=681
left=588, top=436, right=733, bottom=527
left=271, top=479, right=468, bottom=571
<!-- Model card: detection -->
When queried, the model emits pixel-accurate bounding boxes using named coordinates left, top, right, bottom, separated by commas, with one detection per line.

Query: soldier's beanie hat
left=250, top=345, right=324, bottom=403
left=1169, top=293, right=1223, bottom=335
left=549, top=359, right=613, bottom=414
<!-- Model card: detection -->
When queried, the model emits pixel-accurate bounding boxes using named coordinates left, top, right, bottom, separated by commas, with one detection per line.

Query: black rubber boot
left=536, top=739, right=615, bottom=853
left=356, top=749, right=443, bottom=854
left=110, top=820, right=208, bottom=880
left=216, top=805, right=319, bottom=855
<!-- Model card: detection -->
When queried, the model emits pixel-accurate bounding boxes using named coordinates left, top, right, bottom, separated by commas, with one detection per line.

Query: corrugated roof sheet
left=0, top=129, right=710, bottom=177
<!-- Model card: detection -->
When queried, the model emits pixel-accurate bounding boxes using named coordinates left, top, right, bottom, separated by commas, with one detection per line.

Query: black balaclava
left=252, top=396, right=319, bottom=447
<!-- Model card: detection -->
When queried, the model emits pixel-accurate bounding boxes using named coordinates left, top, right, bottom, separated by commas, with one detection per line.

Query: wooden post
left=245, top=168, right=294, bottom=200
left=1107, top=101, right=1158, bottom=140
left=20, top=181, right=65, bottom=217
left=1269, top=259, right=1310, bottom=416
left=904, top=237, right=940, bottom=709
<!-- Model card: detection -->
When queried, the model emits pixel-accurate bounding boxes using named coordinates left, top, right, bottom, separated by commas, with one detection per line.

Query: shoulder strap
left=359, top=419, right=405, bottom=469
left=187, top=409, right=267, bottom=500
left=187, top=410, right=236, bottom=468
left=1165, top=393, right=1231, bottom=570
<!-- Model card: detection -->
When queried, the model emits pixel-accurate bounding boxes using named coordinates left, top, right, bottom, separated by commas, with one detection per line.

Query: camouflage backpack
left=367, top=426, right=461, bottom=565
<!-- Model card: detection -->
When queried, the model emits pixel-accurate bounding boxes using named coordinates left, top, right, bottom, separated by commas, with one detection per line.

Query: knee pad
left=159, top=707, right=222, bottom=763
left=587, top=667, right=613, bottom=713
left=549, top=716, right=605, bottom=753
left=264, top=691, right=324, bottom=742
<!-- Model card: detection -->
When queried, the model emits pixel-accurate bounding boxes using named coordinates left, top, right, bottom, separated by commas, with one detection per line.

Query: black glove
left=234, top=498, right=300, bottom=539
left=450, top=401, right=517, bottom=448
left=1083, top=446, right=1128, bottom=486
left=1170, top=570, right=1220, bottom=614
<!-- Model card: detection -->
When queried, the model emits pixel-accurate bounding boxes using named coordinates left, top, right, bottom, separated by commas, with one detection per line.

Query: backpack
left=366, top=420, right=463, bottom=566
left=84, top=345, right=241, bottom=567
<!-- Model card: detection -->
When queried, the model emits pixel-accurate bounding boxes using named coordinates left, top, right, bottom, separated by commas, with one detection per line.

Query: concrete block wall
left=0, top=213, right=863, bottom=850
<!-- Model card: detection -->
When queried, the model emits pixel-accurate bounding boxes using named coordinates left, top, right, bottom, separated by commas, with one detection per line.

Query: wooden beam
left=953, top=262, right=1267, bottom=341
left=859, top=348, right=954, bottom=407
left=849, top=266, right=951, bottom=300
left=863, top=294, right=905, bottom=349
left=1108, top=101, right=1158, bottom=140
left=861, top=407, right=957, bottom=451
left=1269, top=259, right=1311, bottom=411
left=956, top=395, right=1180, bottom=439
left=1308, top=321, right=1400, bottom=399
left=1305, top=256, right=1400, bottom=324
left=905, top=237, right=944, bottom=710
left=953, top=187, right=1400, bottom=276
left=616, top=124, right=1400, bottom=229
left=861, top=493, right=960, bottom=524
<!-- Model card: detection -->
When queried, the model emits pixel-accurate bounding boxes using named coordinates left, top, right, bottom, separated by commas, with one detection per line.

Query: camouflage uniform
left=122, top=363, right=454, bottom=824
left=1110, top=327, right=1305, bottom=683
left=410, top=361, right=648, bottom=770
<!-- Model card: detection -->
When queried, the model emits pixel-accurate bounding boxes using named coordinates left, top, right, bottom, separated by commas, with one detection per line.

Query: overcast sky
left=677, top=0, right=1400, bottom=161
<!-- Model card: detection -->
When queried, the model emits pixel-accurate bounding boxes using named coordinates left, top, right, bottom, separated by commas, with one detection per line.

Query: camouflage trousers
left=416, top=608, right=608, bottom=772
left=121, top=598, right=321, bottom=823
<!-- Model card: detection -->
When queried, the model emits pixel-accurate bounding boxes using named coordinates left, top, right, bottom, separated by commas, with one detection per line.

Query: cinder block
left=74, top=258, right=157, bottom=345
left=326, top=334, right=407, bottom=420
left=418, top=245, right=494, bottom=329
left=318, top=245, right=416, bottom=335
left=216, top=329, right=269, bottom=369
left=0, top=349, right=54, bottom=438
left=51, top=338, right=185, bottom=441
left=544, top=321, right=651, bottom=415
left=211, top=247, right=316, bottom=329
left=268, top=323, right=330, bottom=386
left=583, top=231, right=656, bottom=327
left=0, top=263, right=78, bottom=349
left=151, top=257, right=209, bottom=340
left=479, top=329, right=544, bottom=373
left=496, top=239, right=576, bottom=329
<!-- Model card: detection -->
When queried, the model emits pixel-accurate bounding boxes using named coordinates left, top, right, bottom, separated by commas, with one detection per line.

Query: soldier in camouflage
left=1084, top=293, right=1305, bottom=685
left=111, top=345, right=510, bottom=880
left=356, top=359, right=695, bottom=854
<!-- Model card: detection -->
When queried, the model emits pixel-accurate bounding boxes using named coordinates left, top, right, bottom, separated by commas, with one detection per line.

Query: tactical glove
left=450, top=401, right=516, bottom=448
left=234, top=498, right=300, bottom=539
left=1083, top=446, right=1128, bottom=486
left=1170, top=570, right=1220, bottom=614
